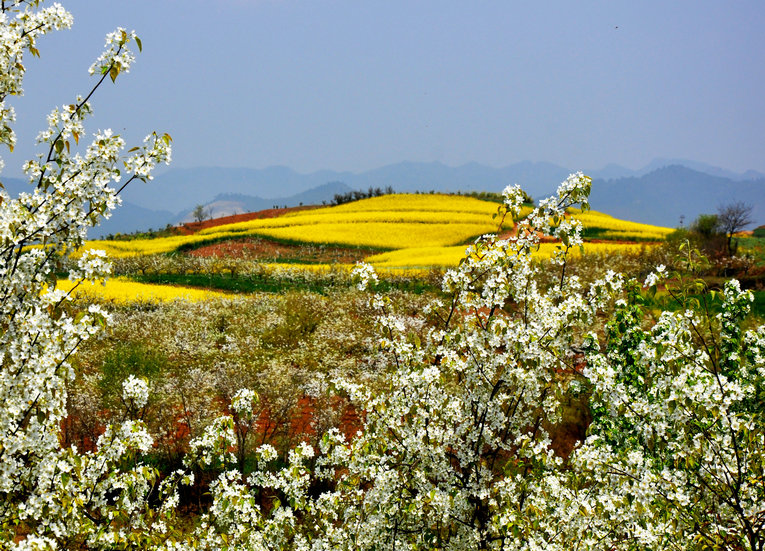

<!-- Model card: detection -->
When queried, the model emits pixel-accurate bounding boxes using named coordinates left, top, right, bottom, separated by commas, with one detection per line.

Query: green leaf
left=135, top=36, right=142, bottom=52
left=109, top=65, right=119, bottom=83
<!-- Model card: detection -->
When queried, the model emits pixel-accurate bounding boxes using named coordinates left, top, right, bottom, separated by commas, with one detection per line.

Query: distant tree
left=717, top=201, right=753, bottom=256
left=331, top=186, right=396, bottom=206
left=690, top=213, right=720, bottom=239
left=192, top=204, right=210, bottom=223
left=685, top=213, right=726, bottom=257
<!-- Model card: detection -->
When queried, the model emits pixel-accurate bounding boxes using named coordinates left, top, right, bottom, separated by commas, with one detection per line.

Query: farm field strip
left=81, top=234, right=215, bottom=257
left=56, top=277, right=230, bottom=303
left=365, top=241, right=656, bottom=268
left=247, top=222, right=499, bottom=249
left=313, top=193, right=514, bottom=214
left=199, top=210, right=510, bottom=234
left=571, top=212, right=674, bottom=240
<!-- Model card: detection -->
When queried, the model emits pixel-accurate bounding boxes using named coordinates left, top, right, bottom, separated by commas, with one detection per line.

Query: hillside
left=113, top=162, right=765, bottom=235
left=80, top=193, right=672, bottom=269
left=5, top=161, right=763, bottom=238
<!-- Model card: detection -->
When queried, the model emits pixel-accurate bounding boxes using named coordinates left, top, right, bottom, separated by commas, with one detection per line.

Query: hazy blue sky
left=7, top=0, right=765, bottom=176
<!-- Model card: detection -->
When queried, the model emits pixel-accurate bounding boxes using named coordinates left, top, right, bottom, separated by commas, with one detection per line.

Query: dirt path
left=176, top=205, right=319, bottom=235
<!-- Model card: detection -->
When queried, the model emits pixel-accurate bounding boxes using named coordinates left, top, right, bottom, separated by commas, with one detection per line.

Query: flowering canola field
left=56, top=277, right=229, bottom=303
left=81, top=194, right=517, bottom=257
left=365, top=242, right=655, bottom=268
left=570, top=210, right=674, bottom=241
left=198, top=194, right=516, bottom=248
left=79, top=194, right=672, bottom=269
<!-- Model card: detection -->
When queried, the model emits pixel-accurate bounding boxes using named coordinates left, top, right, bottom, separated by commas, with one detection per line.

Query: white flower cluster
left=501, top=183, right=526, bottom=219
left=644, top=263, right=667, bottom=287
left=122, top=374, right=149, bottom=409
left=186, top=416, right=237, bottom=468
left=230, top=387, right=258, bottom=420
left=351, top=261, right=379, bottom=291
left=88, top=27, right=137, bottom=77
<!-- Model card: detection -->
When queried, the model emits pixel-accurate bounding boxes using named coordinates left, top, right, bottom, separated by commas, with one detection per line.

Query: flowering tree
left=0, top=2, right=172, bottom=547
left=185, top=176, right=763, bottom=551
left=571, top=272, right=765, bottom=550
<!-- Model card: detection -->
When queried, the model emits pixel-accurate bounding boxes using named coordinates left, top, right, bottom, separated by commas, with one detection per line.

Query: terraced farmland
left=78, top=193, right=672, bottom=271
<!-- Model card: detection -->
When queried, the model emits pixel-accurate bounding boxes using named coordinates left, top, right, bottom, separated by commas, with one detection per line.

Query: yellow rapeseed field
left=365, top=242, right=654, bottom=268
left=77, top=195, right=672, bottom=271
left=79, top=194, right=516, bottom=257
left=247, top=222, right=499, bottom=249
left=79, top=234, right=217, bottom=257
left=318, top=193, right=507, bottom=214
left=193, top=194, right=516, bottom=250
left=571, top=211, right=673, bottom=241
left=56, top=277, right=229, bottom=303
left=201, top=210, right=503, bottom=233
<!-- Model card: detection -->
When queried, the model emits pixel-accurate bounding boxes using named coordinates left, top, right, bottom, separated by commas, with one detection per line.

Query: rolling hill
left=81, top=193, right=672, bottom=269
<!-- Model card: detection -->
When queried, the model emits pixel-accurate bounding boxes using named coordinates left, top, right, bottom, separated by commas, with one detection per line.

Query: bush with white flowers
left=0, top=1, right=171, bottom=546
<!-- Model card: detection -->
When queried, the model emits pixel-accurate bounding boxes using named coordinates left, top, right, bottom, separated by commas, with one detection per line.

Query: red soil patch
left=282, top=397, right=363, bottom=442
left=176, top=205, right=320, bottom=235
left=174, top=205, right=368, bottom=262
left=188, top=238, right=369, bottom=263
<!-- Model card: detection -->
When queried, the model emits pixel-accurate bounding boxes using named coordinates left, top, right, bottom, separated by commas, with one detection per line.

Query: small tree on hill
left=192, top=203, right=211, bottom=223
left=718, top=201, right=753, bottom=256
left=686, top=213, right=726, bottom=257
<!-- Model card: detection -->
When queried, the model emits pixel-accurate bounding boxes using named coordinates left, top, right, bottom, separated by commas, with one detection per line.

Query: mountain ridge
left=2, top=161, right=763, bottom=237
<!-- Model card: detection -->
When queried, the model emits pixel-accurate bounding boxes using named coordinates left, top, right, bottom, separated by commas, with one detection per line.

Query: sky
left=6, top=0, right=765, bottom=177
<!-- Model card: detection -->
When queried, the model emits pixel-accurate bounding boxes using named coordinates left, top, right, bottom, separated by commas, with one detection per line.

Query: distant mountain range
left=3, top=160, right=763, bottom=237
left=587, top=158, right=764, bottom=182
left=589, top=165, right=764, bottom=228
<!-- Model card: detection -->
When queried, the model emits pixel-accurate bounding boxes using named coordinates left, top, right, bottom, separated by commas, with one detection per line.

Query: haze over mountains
left=3, top=160, right=763, bottom=238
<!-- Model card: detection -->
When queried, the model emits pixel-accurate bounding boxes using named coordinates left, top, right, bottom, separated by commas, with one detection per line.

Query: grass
left=129, top=272, right=441, bottom=296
